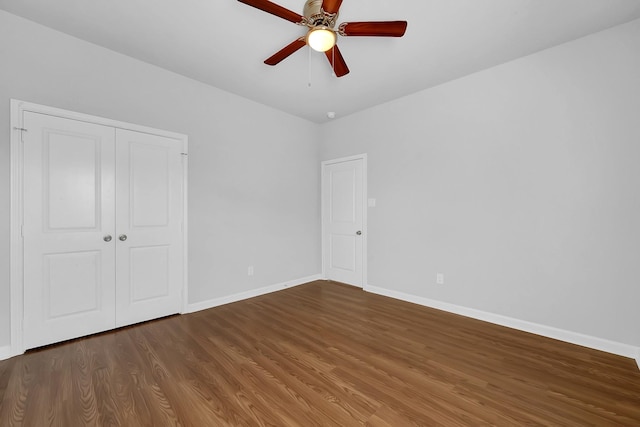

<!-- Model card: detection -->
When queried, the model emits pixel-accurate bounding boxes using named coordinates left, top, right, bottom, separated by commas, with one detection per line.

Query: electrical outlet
left=248, top=266, right=254, bottom=276
left=436, top=273, right=444, bottom=285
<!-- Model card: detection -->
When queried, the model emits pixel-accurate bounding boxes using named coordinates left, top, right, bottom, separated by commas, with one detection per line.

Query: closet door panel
left=114, top=129, right=184, bottom=326
left=22, top=112, right=116, bottom=349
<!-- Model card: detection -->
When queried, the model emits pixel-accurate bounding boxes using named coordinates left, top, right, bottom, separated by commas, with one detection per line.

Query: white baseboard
left=0, top=345, right=11, bottom=361
left=365, top=285, right=640, bottom=362
left=186, top=274, right=322, bottom=314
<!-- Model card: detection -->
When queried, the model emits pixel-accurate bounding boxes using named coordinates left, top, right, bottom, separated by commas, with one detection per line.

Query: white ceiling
left=2, top=0, right=640, bottom=123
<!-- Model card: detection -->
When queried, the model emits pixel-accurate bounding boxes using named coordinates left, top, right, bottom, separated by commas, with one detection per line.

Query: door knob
left=356, top=230, right=362, bottom=236
left=119, top=234, right=127, bottom=241
left=103, top=235, right=112, bottom=242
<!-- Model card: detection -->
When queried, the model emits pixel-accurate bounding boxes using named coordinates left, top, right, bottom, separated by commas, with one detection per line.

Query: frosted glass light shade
left=307, top=27, right=337, bottom=52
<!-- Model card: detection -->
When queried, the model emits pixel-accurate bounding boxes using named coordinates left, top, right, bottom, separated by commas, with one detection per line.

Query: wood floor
left=1, top=281, right=639, bottom=426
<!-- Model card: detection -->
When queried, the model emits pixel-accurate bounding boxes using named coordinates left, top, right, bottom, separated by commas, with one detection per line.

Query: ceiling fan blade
left=325, top=45, right=349, bottom=77
left=264, top=38, right=307, bottom=65
left=237, top=0, right=305, bottom=24
left=339, top=21, right=408, bottom=37
left=321, top=0, right=343, bottom=14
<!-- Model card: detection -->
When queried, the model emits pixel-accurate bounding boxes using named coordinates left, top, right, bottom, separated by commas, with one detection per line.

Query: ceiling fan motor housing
left=304, top=0, right=338, bottom=27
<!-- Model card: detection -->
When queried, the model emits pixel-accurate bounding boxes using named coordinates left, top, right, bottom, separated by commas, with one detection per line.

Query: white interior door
left=322, top=157, right=365, bottom=287
left=114, top=129, right=184, bottom=327
left=23, top=112, right=117, bottom=349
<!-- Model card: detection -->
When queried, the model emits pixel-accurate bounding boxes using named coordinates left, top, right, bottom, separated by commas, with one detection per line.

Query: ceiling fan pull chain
left=308, top=45, right=312, bottom=87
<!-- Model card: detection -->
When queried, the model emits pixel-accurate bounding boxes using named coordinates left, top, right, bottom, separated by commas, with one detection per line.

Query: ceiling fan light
left=306, top=27, right=336, bottom=52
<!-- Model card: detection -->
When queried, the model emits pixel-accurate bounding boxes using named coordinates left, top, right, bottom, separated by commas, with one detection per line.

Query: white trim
left=186, top=274, right=321, bottom=314
left=10, top=100, right=25, bottom=358
left=181, top=137, right=189, bottom=315
left=12, top=100, right=187, bottom=140
left=366, top=284, right=640, bottom=361
left=362, top=155, right=368, bottom=289
left=0, top=345, right=11, bottom=361
left=9, top=99, right=189, bottom=358
left=321, top=154, right=368, bottom=288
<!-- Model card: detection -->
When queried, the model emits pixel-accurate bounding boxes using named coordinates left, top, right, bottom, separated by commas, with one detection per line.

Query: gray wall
left=321, top=19, right=640, bottom=348
left=0, top=10, right=321, bottom=348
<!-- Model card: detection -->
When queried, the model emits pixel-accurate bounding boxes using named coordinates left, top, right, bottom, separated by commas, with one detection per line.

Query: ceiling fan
left=237, top=0, right=408, bottom=77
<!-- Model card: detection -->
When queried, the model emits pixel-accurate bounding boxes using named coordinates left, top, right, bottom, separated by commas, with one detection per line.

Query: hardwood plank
left=1, top=280, right=639, bottom=426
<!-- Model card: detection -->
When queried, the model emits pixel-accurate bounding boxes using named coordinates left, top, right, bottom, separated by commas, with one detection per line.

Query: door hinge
left=20, top=225, right=24, bottom=238
left=14, top=127, right=28, bottom=142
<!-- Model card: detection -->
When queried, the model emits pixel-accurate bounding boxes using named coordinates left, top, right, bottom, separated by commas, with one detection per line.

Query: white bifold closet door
left=22, top=112, right=184, bottom=350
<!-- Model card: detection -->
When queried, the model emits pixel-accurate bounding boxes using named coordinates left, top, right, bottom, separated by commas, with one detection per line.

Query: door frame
left=321, top=154, right=368, bottom=288
left=9, top=99, right=189, bottom=357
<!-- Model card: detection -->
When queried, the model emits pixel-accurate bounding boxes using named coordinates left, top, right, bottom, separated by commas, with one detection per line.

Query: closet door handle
left=119, top=234, right=127, bottom=242
left=103, top=235, right=112, bottom=242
